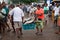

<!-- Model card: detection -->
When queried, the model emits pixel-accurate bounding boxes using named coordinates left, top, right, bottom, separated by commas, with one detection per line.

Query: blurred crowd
left=0, top=2, right=60, bottom=39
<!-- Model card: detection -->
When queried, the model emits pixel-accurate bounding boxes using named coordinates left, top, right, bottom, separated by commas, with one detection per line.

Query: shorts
left=54, top=15, right=58, bottom=21
left=54, top=16, right=58, bottom=23
left=44, top=14, right=48, bottom=21
left=35, top=19, right=44, bottom=29
left=14, top=22, right=22, bottom=29
left=49, top=11, right=52, bottom=16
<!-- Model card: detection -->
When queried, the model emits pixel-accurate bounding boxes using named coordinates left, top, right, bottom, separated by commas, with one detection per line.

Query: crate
left=22, top=22, right=36, bottom=30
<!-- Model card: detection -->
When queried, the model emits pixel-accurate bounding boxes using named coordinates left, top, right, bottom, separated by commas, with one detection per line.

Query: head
left=20, top=4, right=22, bottom=6
left=37, top=5, right=41, bottom=10
left=0, top=4, right=2, bottom=10
left=45, top=3, right=48, bottom=7
left=31, top=5, right=34, bottom=8
left=52, top=1, right=55, bottom=6
left=9, top=4, right=15, bottom=9
left=2, top=2, right=6, bottom=8
left=56, top=3, right=59, bottom=7
left=19, top=4, right=22, bottom=8
left=16, top=4, right=20, bottom=7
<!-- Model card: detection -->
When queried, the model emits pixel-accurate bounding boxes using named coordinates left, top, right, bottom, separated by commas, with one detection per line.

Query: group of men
left=0, top=2, right=60, bottom=39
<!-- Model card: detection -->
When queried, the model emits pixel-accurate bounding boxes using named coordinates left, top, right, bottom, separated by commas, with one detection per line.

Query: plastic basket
left=22, top=22, right=36, bottom=30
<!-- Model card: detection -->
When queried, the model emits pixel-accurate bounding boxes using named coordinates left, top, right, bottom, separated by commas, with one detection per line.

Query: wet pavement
left=1, top=18, right=60, bottom=40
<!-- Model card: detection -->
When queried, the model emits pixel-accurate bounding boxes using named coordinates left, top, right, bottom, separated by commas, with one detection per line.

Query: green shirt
left=3, top=7, right=9, bottom=16
left=44, top=6, right=49, bottom=14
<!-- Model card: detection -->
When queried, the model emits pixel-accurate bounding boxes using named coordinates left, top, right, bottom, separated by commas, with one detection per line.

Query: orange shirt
left=35, top=8, right=44, bottom=20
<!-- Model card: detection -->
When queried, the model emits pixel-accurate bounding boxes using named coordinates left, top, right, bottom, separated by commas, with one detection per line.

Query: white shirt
left=30, top=7, right=37, bottom=13
left=9, top=7, right=24, bottom=22
left=9, top=9, right=13, bottom=15
left=1, top=9, right=6, bottom=14
left=54, top=6, right=60, bottom=16
left=27, top=6, right=31, bottom=12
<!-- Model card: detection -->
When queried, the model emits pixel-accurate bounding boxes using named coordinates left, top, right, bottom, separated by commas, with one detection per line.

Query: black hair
left=2, top=2, right=5, bottom=5
left=37, top=5, right=41, bottom=8
left=16, top=4, right=19, bottom=7
left=20, top=3, right=22, bottom=6
left=9, top=4, right=15, bottom=8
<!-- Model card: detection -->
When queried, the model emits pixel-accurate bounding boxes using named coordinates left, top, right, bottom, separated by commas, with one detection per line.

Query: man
left=35, top=5, right=44, bottom=34
left=53, top=3, right=60, bottom=34
left=29, top=6, right=37, bottom=17
left=9, top=4, right=24, bottom=38
left=27, top=5, right=31, bottom=17
left=1, top=2, right=10, bottom=32
left=8, top=4, right=15, bottom=32
left=53, top=3, right=60, bottom=27
left=44, top=3, right=49, bottom=24
left=49, top=4, right=52, bottom=18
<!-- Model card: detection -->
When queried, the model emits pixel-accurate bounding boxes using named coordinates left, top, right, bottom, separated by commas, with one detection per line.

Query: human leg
left=40, top=20, right=44, bottom=33
left=35, top=22, right=39, bottom=34
left=18, top=22, right=23, bottom=35
left=14, top=22, right=20, bottom=38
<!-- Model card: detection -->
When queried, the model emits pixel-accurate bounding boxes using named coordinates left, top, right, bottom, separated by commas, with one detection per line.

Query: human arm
left=21, top=10, right=24, bottom=23
left=8, top=9, right=14, bottom=21
left=1, top=9, right=6, bottom=16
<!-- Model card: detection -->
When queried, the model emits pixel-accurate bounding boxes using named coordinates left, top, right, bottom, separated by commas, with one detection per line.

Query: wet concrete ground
left=1, top=18, right=60, bottom=40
